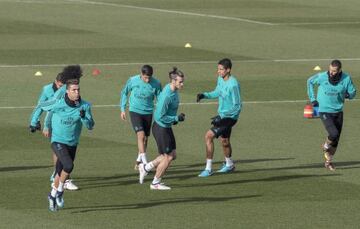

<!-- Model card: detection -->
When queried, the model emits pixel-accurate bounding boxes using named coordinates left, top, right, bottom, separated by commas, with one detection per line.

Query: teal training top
left=203, top=75, right=242, bottom=120
left=154, top=84, right=180, bottom=128
left=29, top=82, right=58, bottom=126
left=42, top=94, right=95, bottom=146
left=307, top=71, right=356, bottom=113
left=120, top=75, right=162, bottom=115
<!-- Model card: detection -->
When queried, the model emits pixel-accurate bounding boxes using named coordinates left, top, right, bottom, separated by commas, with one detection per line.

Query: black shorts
left=211, top=117, right=237, bottom=138
left=129, top=111, right=153, bottom=136
left=51, top=142, right=77, bottom=176
left=152, top=122, right=176, bottom=154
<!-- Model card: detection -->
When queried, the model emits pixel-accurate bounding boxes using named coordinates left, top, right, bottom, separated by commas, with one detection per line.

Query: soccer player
left=43, top=79, right=94, bottom=211
left=120, top=65, right=162, bottom=169
left=30, top=65, right=83, bottom=190
left=196, top=58, right=242, bottom=177
left=307, top=59, right=356, bottom=171
left=138, top=67, right=185, bottom=190
left=29, top=73, right=65, bottom=133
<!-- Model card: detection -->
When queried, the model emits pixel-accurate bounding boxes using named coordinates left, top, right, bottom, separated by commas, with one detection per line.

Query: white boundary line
left=2, top=99, right=359, bottom=110
left=64, top=0, right=273, bottom=26
left=2, top=58, right=360, bottom=68
left=4, top=0, right=360, bottom=26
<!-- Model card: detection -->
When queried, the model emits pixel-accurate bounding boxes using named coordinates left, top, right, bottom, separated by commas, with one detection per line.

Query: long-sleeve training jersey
left=120, top=75, right=162, bottom=115
left=29, top=82, right=59, bottom=126
left=42, top=94, right=94, bottom=146
left=154, top=84, right=180, bottom=128
left=307, top=71, right=356, bottom=113
left=203, top=75, right=242, bottom=120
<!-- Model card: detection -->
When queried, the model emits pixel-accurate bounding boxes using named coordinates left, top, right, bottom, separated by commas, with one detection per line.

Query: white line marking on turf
left=2, top=58, right=360, bottom=68
left=64, top=0, right=273, bottom=26
left=2, top=99, right=359, bottom=109
left=5, top=0, right=360, bottom=26
left=274, top=21, right=360, bottom=26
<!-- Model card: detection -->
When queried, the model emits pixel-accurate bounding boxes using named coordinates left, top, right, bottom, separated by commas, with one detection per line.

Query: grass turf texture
left=1, top=0, right=360, bottom=228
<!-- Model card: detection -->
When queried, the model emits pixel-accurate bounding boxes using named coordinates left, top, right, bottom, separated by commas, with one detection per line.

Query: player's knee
left=63, top=161, right=74, bottom=174
left=205, top=131, right=214, bottom=142
left=328, top=133, right=340, bottom=145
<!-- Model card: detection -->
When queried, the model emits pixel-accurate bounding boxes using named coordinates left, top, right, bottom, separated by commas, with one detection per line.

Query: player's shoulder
left=80, top=99, right=92, bottom=108
left=43, top=83, right=54, bottom=91
left=150, top=76, right=161, bottom=85
left=130, top=74, right=141, bottom=81
left=341, top=71, right=351, bottom=80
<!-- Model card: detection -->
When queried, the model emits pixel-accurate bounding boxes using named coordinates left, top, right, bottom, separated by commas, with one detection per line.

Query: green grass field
left=1, top=0, right=360, bottom=228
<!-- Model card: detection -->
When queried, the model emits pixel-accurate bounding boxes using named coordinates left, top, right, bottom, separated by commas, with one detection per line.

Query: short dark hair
left=56, top=72, right=66, bottom=84
left=218, top=58, right=232, bottom=69
left=169, top=67, right=184, bottom=80
left=141, top=65, right=153, bottom=77
left=331, top=59, right=342, bottom=69
left=66, top=79, right=79, bottom=89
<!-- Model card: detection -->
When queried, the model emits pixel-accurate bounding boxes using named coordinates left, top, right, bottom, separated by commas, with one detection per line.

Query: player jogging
left=120, top=65, right=162, bottom=169
left=43, top=79, right=94, bottom=211
left=138, top=67, right=185, bottom=190
left=307, top=59, right=356, bottom=171
left=196, top=58, right=242, bottom=177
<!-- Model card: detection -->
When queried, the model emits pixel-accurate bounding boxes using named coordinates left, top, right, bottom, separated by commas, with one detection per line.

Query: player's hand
left=42, top=129, right=51, bottom=138
left=345, top=92, right=350, bottom=99
left=211, top=115, right=221, bottom=126
left=178, top=113, right=185, bottom=122
left=80, top=109, right=86, bottom=118
left=29, top=125, right=37, bottom=133
left=35, top=121, right=41, bottom=131
left=120, top=111, right=126, bottom=121
left=311, top=100, right=319, bottom=107
left=196, top=93, right=205, bottom=102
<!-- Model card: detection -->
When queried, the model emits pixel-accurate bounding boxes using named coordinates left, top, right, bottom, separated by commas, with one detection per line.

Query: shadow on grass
left=0, top=165, right=52, bottom=172
left=170, top=157, right=295, bottom=170
left=67, top=195, right=261, bottom=213
left=176, top=173, right=341, bottom=188
left=73, top=160, right=360, bottom=190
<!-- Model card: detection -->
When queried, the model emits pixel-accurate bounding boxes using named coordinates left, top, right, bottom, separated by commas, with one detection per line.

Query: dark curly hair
left=62, top=65, right=83, bottom=82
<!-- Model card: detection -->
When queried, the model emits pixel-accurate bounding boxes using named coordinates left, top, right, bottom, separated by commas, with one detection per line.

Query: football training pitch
left=1, top=0, right=360, bottom=228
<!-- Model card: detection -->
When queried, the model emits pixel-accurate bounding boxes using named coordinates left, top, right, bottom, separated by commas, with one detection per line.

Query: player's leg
left=50, top=152, right=57, bottom=182
left=63, top=146, right=78, bottom=191
left=50, top=143, right=76, bottom=209
left=150, top=151, right=175, bottom=190
left=130, top=112, right=150, bottom=169
left=320, top=113, right=342, bottom=171
left=198, top=130, right=216, bottom=177
left=148, top=123, right=175, bottom=189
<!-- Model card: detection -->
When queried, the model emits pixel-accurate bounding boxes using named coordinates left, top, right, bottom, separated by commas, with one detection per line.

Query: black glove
left=211, top=115, right=221, bottom=126
left=177, top=113, right=185, bottom=122
left=36, top=121, right=41, bottom=130
left=196, top=93, right=205, bottom=102
left=345, top=92, right=350, bottom=99
left=311, top=100, right=319, bottom=107
left=80, top=109, right=86, bottom=118
left=29, top=125, right=37, bottom=133
left=173, top=121, right=178, bottom=125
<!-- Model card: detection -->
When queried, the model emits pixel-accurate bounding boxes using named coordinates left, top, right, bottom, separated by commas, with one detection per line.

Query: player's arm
left=80, top=104, right=95, bottom=130
left=29, top=87, right=48, bottom=127
left=202, top=80, right=221, bottom=100
left=120, top=78, right=132, bottom=113
left=156, top=97, right=179, bottom=124
left=42, top=111, right=53, bottom=138
left=36, top=86, right=66, bottom=111
left=345, top=77, right=356, bottom=99
left=307, top=74, right=320, bottom=103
